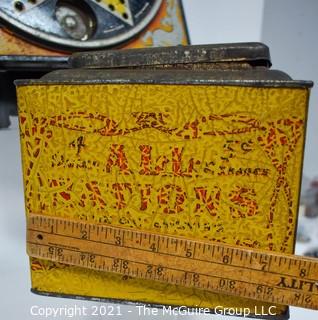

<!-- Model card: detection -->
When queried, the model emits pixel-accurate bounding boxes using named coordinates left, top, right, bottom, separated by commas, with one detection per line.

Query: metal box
left=16, top=43, right=313, bottom=318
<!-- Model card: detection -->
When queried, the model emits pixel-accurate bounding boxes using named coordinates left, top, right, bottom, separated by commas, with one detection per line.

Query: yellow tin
left=15, top=43, right=313, bottom=318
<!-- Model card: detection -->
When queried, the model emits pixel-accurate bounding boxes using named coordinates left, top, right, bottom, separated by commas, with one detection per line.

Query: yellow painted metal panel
left=17, top=84, right=309, bottom=316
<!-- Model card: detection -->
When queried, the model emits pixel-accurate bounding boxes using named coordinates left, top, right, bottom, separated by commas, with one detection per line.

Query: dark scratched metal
left=70, top=42, right=272, bottom=69
left=0, top=0, right=162, bottom=51
left=15, top=68, right=313, bottom=88
left=15, top=44, right=313, bottom=88
left=0, top=55, right=68, bottom=70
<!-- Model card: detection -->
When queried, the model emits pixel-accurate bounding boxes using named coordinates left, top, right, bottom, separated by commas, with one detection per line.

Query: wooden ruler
left=27, top=213, right=318, bottom=310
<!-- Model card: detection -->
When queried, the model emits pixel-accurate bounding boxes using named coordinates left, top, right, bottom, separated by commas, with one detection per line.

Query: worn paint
left=17, top=83, right=309, bottom=316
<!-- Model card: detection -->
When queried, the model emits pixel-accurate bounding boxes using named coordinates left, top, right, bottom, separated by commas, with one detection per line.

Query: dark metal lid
left=0, top=55, right=68, bottom=71
left=15, top=68, right=313, bottom=89
left=69, top=42, right=271, bottom=69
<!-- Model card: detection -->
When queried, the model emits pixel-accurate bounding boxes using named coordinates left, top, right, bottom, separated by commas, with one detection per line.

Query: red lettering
left=229, top=186, right=259, bottom=218
left=112, top=183, right=132, bottom=209
left=157, top=184, right=186, bottom=214
left=106, top=144, right=130, bottom=175
left=194, top=186, right=221, bottom=216
left=140, top=184, right=152, bottom=210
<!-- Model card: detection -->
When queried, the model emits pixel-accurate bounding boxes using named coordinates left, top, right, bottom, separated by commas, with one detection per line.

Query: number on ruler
left=150, top=243, right=157, bottom=252
left=156, top=265, right=164, bottom=276
left=223, top=255, right=230, bottom=264
left=48, top=246, right=63, bottom=257
left=219, top=278, right=236, bottom=290
left=256, top=285, right=273, bottom=296
left=185, top=248, right=193, bottom=258
left=112, top=258, right=129, bottom=270
left=80, top=230, right=88, bottom=239
left=300, top=268, right=307, bottom=278
left=115, top=236, right=122, bottom=246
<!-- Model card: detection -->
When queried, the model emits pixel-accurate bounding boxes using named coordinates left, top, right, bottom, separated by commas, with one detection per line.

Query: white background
left=1, top=0, right=318, bottom=319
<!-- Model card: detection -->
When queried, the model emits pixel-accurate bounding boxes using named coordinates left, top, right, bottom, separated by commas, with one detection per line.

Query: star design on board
left=94, top=0, right=134, bottom=26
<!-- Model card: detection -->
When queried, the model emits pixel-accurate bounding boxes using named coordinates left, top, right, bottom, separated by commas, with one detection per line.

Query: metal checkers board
left=27, top=214, right=318, bottom=310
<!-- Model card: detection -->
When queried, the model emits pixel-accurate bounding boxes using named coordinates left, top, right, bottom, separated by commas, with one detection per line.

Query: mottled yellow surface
left=17, top=84, right=309, bottom=316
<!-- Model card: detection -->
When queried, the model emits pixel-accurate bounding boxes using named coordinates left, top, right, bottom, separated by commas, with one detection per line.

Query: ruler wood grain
left=26, top=214, right=318, bottom=310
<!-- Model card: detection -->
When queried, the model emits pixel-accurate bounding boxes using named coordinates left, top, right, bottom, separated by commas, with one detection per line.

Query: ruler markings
left=27, top=214, right=318, bottom=310
left=28, top=241, right=278, bottom=290
left=28, top=227, right=317, bottom=282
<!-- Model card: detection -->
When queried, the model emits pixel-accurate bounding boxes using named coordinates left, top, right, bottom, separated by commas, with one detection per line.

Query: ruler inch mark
left=27, top=214, right=318, bottom=310
left=27, top=226, right=318, bottom=282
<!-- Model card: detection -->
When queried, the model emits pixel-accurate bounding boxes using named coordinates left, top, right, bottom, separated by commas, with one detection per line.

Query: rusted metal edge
left=69, top=43, right=271, bottom=69
left=15, top=69, right=313, bottom=88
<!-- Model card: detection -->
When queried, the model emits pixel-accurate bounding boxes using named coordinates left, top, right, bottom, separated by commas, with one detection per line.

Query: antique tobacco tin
left=16, top=43, right=313, bottom=318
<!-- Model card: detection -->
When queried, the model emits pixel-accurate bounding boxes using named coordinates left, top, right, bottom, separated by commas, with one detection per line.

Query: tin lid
left=69, top=42, right=271, bottom=69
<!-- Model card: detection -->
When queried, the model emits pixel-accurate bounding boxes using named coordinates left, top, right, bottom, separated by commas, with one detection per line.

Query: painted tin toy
left=16, top=43, right=313, bottom=318
left=0, top=0, right=189, bottom=128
